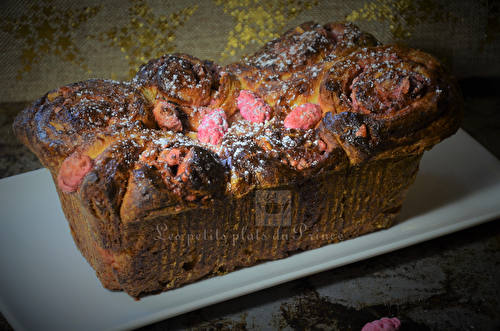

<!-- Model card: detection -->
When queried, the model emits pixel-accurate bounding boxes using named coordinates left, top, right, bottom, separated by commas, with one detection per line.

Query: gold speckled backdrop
left=0, top=0, right=498, bottom=102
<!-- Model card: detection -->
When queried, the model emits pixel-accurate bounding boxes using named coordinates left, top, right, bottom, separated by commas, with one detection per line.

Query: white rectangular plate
left=1, top=129, right=500, bottom=331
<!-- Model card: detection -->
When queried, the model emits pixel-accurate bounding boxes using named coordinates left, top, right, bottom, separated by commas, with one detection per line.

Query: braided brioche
left=14, top=22, right=463, bottom=299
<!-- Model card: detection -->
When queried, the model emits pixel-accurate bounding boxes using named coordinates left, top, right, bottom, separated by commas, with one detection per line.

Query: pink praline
left=197, top=109, right=228, bottom=145
left=236, top=90, right=272, bottom=123
left=361, top=317, right=401, bottom=331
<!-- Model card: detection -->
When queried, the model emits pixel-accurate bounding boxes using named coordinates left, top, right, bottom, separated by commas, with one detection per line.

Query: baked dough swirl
left=319, top=45, right=463, bottom=164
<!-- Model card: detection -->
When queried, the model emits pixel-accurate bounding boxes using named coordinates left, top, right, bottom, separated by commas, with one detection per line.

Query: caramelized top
left=13, top=22, right=463, bottom=222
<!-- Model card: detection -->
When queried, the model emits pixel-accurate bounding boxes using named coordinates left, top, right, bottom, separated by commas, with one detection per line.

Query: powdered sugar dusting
left=43, top=21, right=453, bottom=203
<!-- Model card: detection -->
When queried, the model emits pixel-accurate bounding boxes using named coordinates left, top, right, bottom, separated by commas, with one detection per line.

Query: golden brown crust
left=323, top=21, right=381, bottom=57
left=13, top=79, right=156, bottom=169
left=216, top=120, right=349, bottom=197
left=120, top=164, right=179, bottom=224
left=134, top=53, right=215, bottom=107
left=225, top=21, right=380, bottom=106
left=135, top=55, right=242, bottom=132
left=318, top=45, right=464, bottom=164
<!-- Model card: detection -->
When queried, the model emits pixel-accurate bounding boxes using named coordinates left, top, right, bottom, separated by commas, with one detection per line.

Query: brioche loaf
left=13, top=22, right=463, bottom=299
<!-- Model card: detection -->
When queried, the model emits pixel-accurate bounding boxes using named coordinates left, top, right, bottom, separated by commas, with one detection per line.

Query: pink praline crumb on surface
left=283, top=103, right=323, bottom=130
left=57, top=153, right=93, bottom=193
left=152, top=101, right=183, bottom=132
left=236, top=90, right=272, bottom=123
left=361, top=317, right=401, bottom=331
left=197, top=109, right=228, bottom=145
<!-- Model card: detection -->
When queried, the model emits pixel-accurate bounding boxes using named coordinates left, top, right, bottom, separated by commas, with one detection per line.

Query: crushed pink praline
left=57, top=153, right=93, bottom=193
left=361, top=317, right=401, bottom=331
left=197, top=109, right=228, bottom=145
left=236, top=90, right=272, bottom=123
left=283, top=103, right=323, bottom=130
